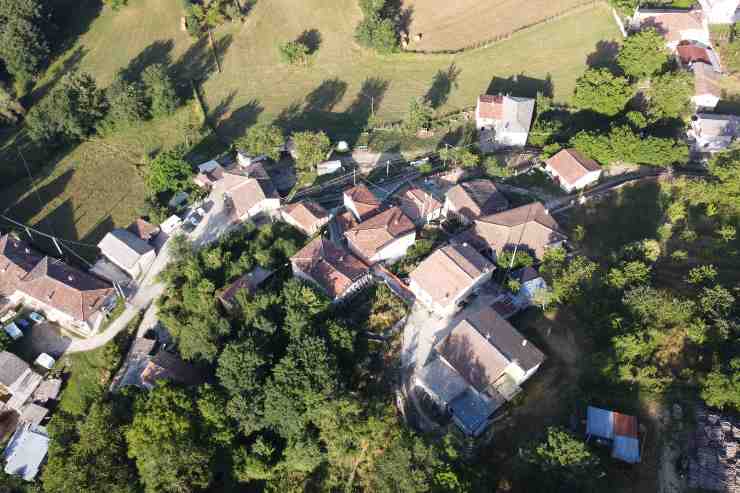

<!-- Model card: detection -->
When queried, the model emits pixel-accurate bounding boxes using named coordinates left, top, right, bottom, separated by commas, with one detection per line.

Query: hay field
left=402, top=0, right=592, bottom=52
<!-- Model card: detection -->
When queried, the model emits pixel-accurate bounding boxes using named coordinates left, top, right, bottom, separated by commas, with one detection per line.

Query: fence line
left=403, top=0, right=604, bottom=56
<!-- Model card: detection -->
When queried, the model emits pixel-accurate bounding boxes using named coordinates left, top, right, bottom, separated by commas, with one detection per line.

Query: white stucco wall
left=370, top=232, right=417, bottom=264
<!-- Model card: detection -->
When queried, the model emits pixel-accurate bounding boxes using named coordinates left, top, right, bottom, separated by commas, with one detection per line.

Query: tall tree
left=145, top=146, right=193, bottom=196
left=99, top=73, right=147, bottom=131
left=126, top=384, right=216, bottom=493
left=26, top=71, right=106, bottom=144
left=236, top=124, right=285, bottom=161
left=0, top=0, right=50, bottom=83
left=290, top=130, right=331, bottom=175
left=617, top=28, right=670, bottom=79
left=646, top=71, right=693, bottom=121
left=573, top=68, right=633, bottom=117
left=141, top=64, right=179, bottom=117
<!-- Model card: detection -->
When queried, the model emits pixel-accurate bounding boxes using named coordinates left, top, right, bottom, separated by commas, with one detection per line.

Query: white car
left=196, top=207, right=207, bottom=217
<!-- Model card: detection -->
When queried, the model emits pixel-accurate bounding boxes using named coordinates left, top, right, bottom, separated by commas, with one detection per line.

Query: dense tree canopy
left=141, top=64, right=179, bottom=117
left=0, top=0, right=50, bottom=83
left=236, top=124, right=285, bottom=161
left=144, top=146, right=194, bottom=196
left=617, top=28, right=670, bottom=80
left=291, top=130, right=331, bottom=174
left=573, top=68, right=633, bottom=117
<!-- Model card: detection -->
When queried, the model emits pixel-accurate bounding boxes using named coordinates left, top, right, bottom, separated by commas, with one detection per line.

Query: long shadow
left=1, top=168, right=76, bottom=225
left=305, top=78, right=347, bottom=112
left=586, top=40, right=620, bottom=70
left=208, top=90, right=238, bottom=126
left=346, top=77, right=390, bottom=128
left=424, top=63, right=461, bottom=109
left=119, top=39, right=175, bottom=82
left=172, top=34, right=234, bottom=86
left=486, top=73, right=553, bottom=99
left=80, top=213, right=115, bottom=247
left=216, top=99, right=264, bottom=139
left=25, top=46, right=88, bottom=106
left=48, top=0, right=104, bottom=58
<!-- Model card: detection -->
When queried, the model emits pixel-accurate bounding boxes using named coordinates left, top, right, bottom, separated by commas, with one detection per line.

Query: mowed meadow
left=0, top=0, right=620, bottom=245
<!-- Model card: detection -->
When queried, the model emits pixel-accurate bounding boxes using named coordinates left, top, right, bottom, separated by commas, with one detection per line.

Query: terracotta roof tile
left=409, top=244, right=493, bottom=308
left=126, top=218, right=159, bottom=241
left=694, top=62, right=721, bottom=98
left=398, top=187, right=443, bottom=223
left=291, top=238, right=369, bottom=299
left=344, top=184, right=381, bottom=220
left=545, top=148, right=601, bottom=186
left=477, top=95, right=504, bottom=120
left=471, top=202, right=567, bottom=259
left=446, top=179, right=509, bottom=220
left=636, top=9, right=705, bottom=44
left=282, top=200, right=329, bottom=234
left=344, top=207, right=415, bottom=260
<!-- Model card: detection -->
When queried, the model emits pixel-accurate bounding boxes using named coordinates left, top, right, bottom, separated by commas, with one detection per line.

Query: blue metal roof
left=449, top=388, right=502, bottom=437
left=612, top=435, right=641, bottom=463
left=586, top=406, right=614, bottom=439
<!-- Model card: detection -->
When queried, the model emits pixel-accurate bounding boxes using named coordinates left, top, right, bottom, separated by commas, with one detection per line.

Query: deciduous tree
left=573, top=68, right=633, bottom=117
left=617, top=28, right=669, bottom=79
left=236, top=124, right=285, bottom=161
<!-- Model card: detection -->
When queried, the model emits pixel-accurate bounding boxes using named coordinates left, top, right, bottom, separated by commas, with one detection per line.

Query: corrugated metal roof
left=612, top=435, right=641, bottom=463
left=587, top=406, right=614, bottom=439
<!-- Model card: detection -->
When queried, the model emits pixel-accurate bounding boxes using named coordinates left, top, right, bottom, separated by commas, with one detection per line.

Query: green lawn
left=0, top=0, right=619, bottom=245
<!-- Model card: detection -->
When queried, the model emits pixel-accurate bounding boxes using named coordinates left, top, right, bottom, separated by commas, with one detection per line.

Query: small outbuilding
left=3, top=424, right=49, bottom=481
left=544, top=149, right=602, bottom=192
left=586, top=406, right=641, bottom=464
left=98, top=229, right=156, bottom=279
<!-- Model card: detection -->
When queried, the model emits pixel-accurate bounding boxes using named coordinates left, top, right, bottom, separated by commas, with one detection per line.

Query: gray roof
left=98, top=229, right=154, bottom=269
left=32, top=379, right=61, bottom=403
left=3, top=424, right=49, bottom=481
left=503, top=96, right=535, bottom=134
left=19, top=403, right=48, bottom=427
left=694, top=113, right=740, bottom=138
left=416, top=357, right=470, bottom=404
left=0, top=352, right=29, bottom=388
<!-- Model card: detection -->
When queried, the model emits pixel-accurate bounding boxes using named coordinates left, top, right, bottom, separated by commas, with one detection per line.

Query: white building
left=280, top=200, right=330, bottom=236
left=398, top=186, right=444, bottom=226
left=475, top=95, right=535, bottom=149
left=698, top=0, right=740, bottom=23
left=216, top=171, right=281, bottom=222
left=3, top=423, right=49, bottom=481
left=344, top=207, right=416, bottom=265
left=544, top=148, right=602, bottom=192
left=408, top=243, right=494, bottom=317
left=689, top=113, right=740, bottom=152
left=98, top=229, right=156, bottom=279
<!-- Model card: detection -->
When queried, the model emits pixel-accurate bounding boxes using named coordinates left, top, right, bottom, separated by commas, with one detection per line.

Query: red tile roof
left=291, top=238, right=369, bottom=299
left=126, top=218, right=159, bottom=241
left=281, top=200, right=329, bottom=234
left=477, top=95, right=504, bottom=120
left=613, top=412, right=639, bottom=438
left=446, top=179, right=509, bottom=220
left=545, top=149, right=601, bottom=187
left=344, top=184, right=381, bottom=220
left=344, top=207, right=415, bottom=260
left=677, top=43, right=712, bottom=65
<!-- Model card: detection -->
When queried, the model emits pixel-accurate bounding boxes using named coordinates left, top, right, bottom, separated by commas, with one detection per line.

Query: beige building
left=281, top=200, right=330, bottom=236
left=444, top=179, right=509, bottom=224
left=344, top=207, right=416, bottom=265
left=408, top=243, right=494, bottom=316
left=343, top=184, right=381, bottom=221
left=544, top=149, right=602, bottom=192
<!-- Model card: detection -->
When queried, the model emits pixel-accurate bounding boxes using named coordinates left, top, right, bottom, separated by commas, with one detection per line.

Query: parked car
left=187, top=213, right=201, bottom=226
left=28, top=312, right=45, bottom=324
left=195, top=207, right=207, bottom=217
left=182, top=221, right=196, bottom=233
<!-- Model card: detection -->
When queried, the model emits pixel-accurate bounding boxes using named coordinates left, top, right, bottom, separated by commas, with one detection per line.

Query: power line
left=16, top=148, right=58, bottom=238
left=0, top=214, right=100, bottom=248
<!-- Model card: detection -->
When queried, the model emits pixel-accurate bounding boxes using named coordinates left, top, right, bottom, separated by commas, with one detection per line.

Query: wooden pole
left=208, top=29, right=223, bottom=73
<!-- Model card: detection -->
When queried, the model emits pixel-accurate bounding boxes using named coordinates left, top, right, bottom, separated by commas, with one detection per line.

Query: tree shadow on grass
left=486, top=73, right=553, bottom=98
left=424, top=63, right=461, bottom=109
left=215, top=99, right=264, bottom=139
left=586, top=40, right=621, bottom=70
left=305, top=78, right=347, bottom=112
left=25, top=46, right=88, bottom=106
left=119, top=39, right=175, bottom=82
left=296, top=29, right=322, bottom=54
left=346, top=77, right=390, bottom=129
left=172, top=34, right=234, bottom=87
left=48, top=0, right=104, bottom=58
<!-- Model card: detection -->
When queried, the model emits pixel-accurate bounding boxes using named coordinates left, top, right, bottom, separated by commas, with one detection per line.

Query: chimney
left=522, top=339, right=528, bottom=347
left=24, top=248, right=30, bottom=254
left=68, top=275, right=74, bottom=282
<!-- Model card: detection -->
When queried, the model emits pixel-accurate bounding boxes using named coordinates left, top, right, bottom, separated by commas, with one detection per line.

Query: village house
left=414, top=306, right=545, bottom=437
left=544, top=148, right=603, bottom=192
left=97, top=229, right=156, bottom=280
left=126, top=218, right=160, bottom=243
left=698, top=0, right=740, bottom=23
left=475, top=94, right=536, bottom=150
left=692, top=61, right=722, bottom=109
left=0, top=351, right=43, bottom=412
left=0, top=235, right=116, bottom=336
left=3, top=423, right=49, bottom=481
left=216, top=170, right=281, bottom=222
left=290, top=237, right=372, bottom=302
left=586, top=406, right=641, bottom=464
left=193, top=160, right=226, bottom=189
left=444, top=179, right=510, bottom=224
left=461, top=201, right=567, bottom=261
left=140, top=351, right=202, bottom=389
left=343, top=183, right=382, bottom=221
left=408, top=243, right=494, bottom=317
left=217, top=267, right=274, bottom=312
left=632, top=9, right=709, bottom=51
left=689, top=113, right=740, bottom=152
left=344, top=207, right=416, bottom=265
left=280, top=200, right=330, bottom=236
left=398, top=186, right=444, bottom=226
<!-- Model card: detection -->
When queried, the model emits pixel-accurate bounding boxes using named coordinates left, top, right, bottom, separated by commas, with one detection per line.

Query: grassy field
left=0, top=0, right=619, bottom=245
left=402, top=0, right=590, bottom=52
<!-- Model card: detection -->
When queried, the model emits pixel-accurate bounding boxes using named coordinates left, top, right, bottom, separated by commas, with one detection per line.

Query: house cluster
left=630, top=0, right=740, bottom=153
left=0, top=234, right=117, bottom=337
left=0, top=351, right=61, bottom=481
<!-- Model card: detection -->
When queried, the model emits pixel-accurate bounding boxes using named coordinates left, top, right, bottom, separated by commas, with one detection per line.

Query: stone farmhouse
left=475, top=95, right=535, bottom=150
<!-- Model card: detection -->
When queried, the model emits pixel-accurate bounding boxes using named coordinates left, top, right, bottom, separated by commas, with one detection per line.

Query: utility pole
left=386, top=160, right=390, bottom=177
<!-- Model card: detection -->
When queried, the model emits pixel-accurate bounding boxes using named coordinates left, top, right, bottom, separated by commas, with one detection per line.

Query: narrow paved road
left=66, top=193, right=232, bottom=353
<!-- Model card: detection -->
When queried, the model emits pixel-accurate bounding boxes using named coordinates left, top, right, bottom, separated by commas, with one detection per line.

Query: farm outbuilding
left=586, top=406, right=641, bottom=464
